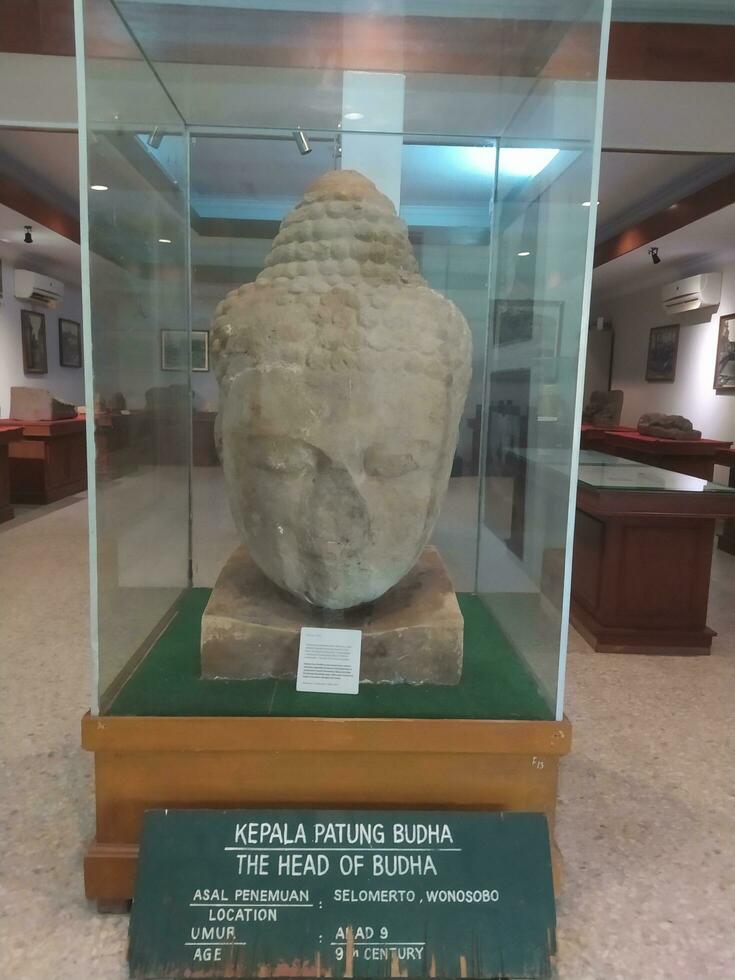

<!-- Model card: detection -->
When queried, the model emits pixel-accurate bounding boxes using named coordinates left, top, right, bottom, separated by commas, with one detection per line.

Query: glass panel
left=477, top=4, right=607, bottom=714
left=577, top=456, right=735, bottom=493
left=518, top=449, right=735, bottom=492
left=79, top=0, right=190, bottom=710
left=80, top=0, right=610, bottom=721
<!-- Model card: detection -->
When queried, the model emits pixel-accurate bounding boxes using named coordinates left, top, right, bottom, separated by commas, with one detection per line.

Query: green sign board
left=129, top=809, right=556, bottom=979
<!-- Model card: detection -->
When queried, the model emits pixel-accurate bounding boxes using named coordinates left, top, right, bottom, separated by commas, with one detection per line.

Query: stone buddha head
left=212, top=170, right=471, bottom=609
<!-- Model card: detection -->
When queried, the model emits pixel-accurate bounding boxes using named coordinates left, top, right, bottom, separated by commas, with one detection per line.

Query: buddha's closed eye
left=247, top=438, right=432, bottom=479
left=248, top=437, right=317, bottom=474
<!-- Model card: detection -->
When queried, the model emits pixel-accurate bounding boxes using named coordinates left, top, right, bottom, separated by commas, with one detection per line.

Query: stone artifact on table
left=582, top=389, right=623, bottom=427
left=637, top=412, right=702, bottom=440
left=203, top=169, right=472, bottom=685
left=10, top=386, right=77, bottom=421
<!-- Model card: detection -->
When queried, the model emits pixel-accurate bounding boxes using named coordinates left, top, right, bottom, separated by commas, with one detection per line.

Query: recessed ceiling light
left=517, top=250, right=531, bottom=257
left=344, top=111, right=364, bottom=121
left=90, top=184, right=109, bottom=191
left=465, top=147, right=559, bottom=179
left=158, top=238, right=172, bottom=244
left=582, top=200, right=600, bottom=207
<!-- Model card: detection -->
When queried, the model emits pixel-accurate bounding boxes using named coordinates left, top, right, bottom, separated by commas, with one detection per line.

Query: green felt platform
left=106, top=589, right=553, bottom=720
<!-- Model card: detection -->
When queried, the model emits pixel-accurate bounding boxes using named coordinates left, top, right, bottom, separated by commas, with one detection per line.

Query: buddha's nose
left=299, top=462, right=369, bottom=558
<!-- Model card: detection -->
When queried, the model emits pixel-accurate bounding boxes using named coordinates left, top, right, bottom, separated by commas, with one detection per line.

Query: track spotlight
left=147, top=127, right=164, bottom=149
left=648, top=246, right=661, bottom=265
left=292, top=127, right=312, bottom=156
left=24, top=225, right=33, bottom=244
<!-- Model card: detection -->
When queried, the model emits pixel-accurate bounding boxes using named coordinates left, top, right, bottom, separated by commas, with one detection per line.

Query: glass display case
left=76, top=0, right=611, bottom=907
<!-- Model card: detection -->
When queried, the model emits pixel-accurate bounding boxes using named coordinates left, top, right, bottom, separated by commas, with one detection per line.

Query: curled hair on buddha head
left=211, top=170, right=469, bottom=385
left=212, top=277, right=470, bottom=386
left=259, top=170, right=418, bottom=287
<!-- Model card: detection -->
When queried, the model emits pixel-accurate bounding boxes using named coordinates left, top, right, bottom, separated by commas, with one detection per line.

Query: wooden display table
left=0, top=425, right=24, bottom=522
left=579, top=422, right=621, bottom=450
left=715, top=448, right=735, bottom=556
left=603, top=430, right=731, bottom=480
left=1, top=416, right=87, bottom=504
left=571, top=458, right=735, bottom=654
left=580, top=425, right=732, bottom=480
left=81, top=712, right=571, bottom=909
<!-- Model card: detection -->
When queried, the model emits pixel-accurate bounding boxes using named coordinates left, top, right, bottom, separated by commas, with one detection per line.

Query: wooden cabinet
left=2, top=417, right=87, bottom=504
left=571, top=481, right=735, bottom=654
left=0, top=425, right=23, bottom=522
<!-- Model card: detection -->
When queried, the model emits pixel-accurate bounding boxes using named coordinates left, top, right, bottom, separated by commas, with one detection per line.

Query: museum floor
left=1, top=493, right=734, bottom=979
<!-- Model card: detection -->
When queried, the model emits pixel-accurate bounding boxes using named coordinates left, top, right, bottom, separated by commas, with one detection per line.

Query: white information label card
left=296, top=627, right=362, bottom=695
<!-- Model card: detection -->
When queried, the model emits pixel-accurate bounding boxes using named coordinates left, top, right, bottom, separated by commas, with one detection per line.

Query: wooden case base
left=82, top=712, right=571, bottom=908
left=571, top=599, right=715, bottom=654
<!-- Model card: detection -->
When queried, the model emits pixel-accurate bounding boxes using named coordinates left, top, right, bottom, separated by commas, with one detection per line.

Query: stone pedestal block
left=201, top=545, right=463, bottom=685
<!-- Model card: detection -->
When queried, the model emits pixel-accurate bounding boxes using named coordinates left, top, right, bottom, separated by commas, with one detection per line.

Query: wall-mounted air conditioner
left=661, top=272, right=721, bottom=314
left=14, top=269, right=65, bottom=308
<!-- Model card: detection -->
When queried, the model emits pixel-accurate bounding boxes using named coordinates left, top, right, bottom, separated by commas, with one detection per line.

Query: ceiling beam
left=4, top=4, right=735, bottom=83
left=0, top=172, right=79, bottom=243
left=0, top=0, right=74, bottom=57
left=594, top=169, right=735, bottom=267
left=607, top=22, right=735, bottom=83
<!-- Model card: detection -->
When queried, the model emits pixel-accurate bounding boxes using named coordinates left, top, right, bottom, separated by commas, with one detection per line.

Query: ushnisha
left=212, top=170, right=471, bottom=609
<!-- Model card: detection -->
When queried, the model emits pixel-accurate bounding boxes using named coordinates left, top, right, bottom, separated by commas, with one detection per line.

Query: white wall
left=0, top=261, right=84, bottom=416
left=591, top=260, right=735, bottom=479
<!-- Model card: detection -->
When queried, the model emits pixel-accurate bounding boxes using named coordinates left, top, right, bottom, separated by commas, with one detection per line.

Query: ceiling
left=4, top=125, right=734, bottom=225
left=190, top=138, right=499, bottom=210
left=1, top=124, right=735, bottom=293
left=592, top=200, right=735, bottom=302
left=0, top=131, right=79, bottom=217
left=595, top=151, right=735, bottom=235
left=0, top=203, right=81, bottom=284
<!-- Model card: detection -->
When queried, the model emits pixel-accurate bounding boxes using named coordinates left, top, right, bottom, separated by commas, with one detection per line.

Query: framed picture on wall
left=59, top=318, right=82, bottom=367
left=161, top=329, right=210, bottom=372
left=714, top=313, right=735, bottom=391
left=191, top=330, right=210, bottom=372
left=21, top=309, right=48, bottom=374
left=495, top=300, right=563, bottom=353
left=494, top=300, right=564, bottom=383
left=645, top=324, right=679, bottom=382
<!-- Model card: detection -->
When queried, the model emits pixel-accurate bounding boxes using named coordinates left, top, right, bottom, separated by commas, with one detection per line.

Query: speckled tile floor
left=0, top=495, right=734, bottom=979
